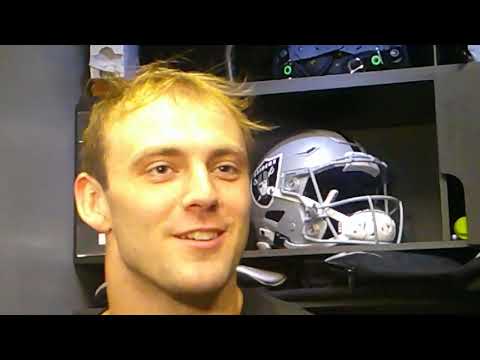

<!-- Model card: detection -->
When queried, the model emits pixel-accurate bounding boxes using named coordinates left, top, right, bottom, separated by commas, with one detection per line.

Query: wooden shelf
left=74, top=241, right=477, bottom=265
left=244, top=64, right=467, bottom=96
left=242, top=241, right=475, bottom=259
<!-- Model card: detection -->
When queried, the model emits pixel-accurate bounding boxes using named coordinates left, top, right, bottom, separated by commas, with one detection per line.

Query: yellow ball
left=454, top=216, right=468, bottom=240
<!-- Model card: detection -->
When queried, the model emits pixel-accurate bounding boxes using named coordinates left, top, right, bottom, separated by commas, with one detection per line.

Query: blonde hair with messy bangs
left=80, top=60, right=271, bottom=189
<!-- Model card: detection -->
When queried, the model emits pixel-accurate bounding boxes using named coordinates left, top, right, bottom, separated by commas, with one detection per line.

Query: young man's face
left=102, top=96, right=251, bottom=296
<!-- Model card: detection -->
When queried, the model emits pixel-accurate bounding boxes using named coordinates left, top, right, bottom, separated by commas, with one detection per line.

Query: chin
left=169, top=267, right=235, bottom=297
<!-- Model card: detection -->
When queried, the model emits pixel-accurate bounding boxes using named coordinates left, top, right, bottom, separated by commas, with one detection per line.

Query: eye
left=147, top=164, right=175, bottom=181
left=218, top=165, right=236, bottom=173
left=151, top=165, right=170, bottom=174
left=215, top=164, right=240, bottom=180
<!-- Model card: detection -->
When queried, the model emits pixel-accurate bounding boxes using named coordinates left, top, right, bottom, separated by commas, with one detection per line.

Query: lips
left=177, top=230, right=223, bottom=241
left=173, top=228, right=227, bottom=249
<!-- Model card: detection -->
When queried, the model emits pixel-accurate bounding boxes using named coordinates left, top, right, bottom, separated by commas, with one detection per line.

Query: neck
left=104, top=238, right=243, bottom=315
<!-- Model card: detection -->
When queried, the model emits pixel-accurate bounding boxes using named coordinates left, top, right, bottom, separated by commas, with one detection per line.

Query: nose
left=182, top=164, right=219, bottom=211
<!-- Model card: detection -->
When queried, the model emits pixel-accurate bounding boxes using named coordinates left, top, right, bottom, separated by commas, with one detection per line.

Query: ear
left=74, top=172, right=112, bottom=233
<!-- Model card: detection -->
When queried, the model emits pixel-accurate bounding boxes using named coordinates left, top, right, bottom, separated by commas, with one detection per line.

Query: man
left=74, top=60, right=310, bottom=315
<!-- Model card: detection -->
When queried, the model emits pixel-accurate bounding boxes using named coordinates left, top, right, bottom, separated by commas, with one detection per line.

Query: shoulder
left=241, top=287, right=312, bottom=315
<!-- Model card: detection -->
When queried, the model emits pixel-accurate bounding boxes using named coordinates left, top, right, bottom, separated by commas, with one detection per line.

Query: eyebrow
left=130, top=146, right=247, bottom=169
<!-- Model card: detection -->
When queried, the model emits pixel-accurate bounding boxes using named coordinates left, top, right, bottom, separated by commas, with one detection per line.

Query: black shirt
left=74, top=287, right=311, bottom=315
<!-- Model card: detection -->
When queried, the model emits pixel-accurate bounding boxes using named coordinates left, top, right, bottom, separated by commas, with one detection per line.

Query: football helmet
left=250, top=130, right=404, bottom=249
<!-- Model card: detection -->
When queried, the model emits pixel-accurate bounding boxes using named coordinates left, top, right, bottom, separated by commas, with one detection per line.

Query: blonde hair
left=80, top=60, right=271, bottom=188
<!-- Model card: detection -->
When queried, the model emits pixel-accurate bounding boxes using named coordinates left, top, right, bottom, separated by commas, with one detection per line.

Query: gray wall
left=0, top=45, right=90, bottom=314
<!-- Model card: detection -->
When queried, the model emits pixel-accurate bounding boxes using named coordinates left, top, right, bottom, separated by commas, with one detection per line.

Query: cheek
left=109, top=182, right=180, bottom=229
left=220, top=179, right=251, bottom=218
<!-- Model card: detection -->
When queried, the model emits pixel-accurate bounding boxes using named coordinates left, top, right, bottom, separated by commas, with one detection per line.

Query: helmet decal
left=251, top=153, right=283, bottom=208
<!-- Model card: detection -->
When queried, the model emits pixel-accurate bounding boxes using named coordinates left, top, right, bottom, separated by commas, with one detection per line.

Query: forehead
left=105, top=96, right=246, bottom=161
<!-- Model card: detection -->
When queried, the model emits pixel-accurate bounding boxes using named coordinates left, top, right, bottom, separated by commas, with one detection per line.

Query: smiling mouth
left=173, top=229, right=227, bottom=250
left=174, top=229, right=227, bottom=241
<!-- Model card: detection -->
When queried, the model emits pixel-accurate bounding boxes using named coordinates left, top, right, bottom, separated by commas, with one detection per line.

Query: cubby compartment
left=233, top=45, right=435, bottom=82
left=244, top=81, right=446, bottom=252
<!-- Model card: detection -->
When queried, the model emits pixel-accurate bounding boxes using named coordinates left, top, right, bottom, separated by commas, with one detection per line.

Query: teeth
left=180, top=231, right=220, bottom=241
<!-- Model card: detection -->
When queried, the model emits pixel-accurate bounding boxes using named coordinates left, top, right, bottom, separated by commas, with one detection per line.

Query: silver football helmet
left=250, top=130, right=404, bottom=249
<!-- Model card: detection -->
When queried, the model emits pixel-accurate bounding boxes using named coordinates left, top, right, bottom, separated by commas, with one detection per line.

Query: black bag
left=324, top=250, right=480, bottom=291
